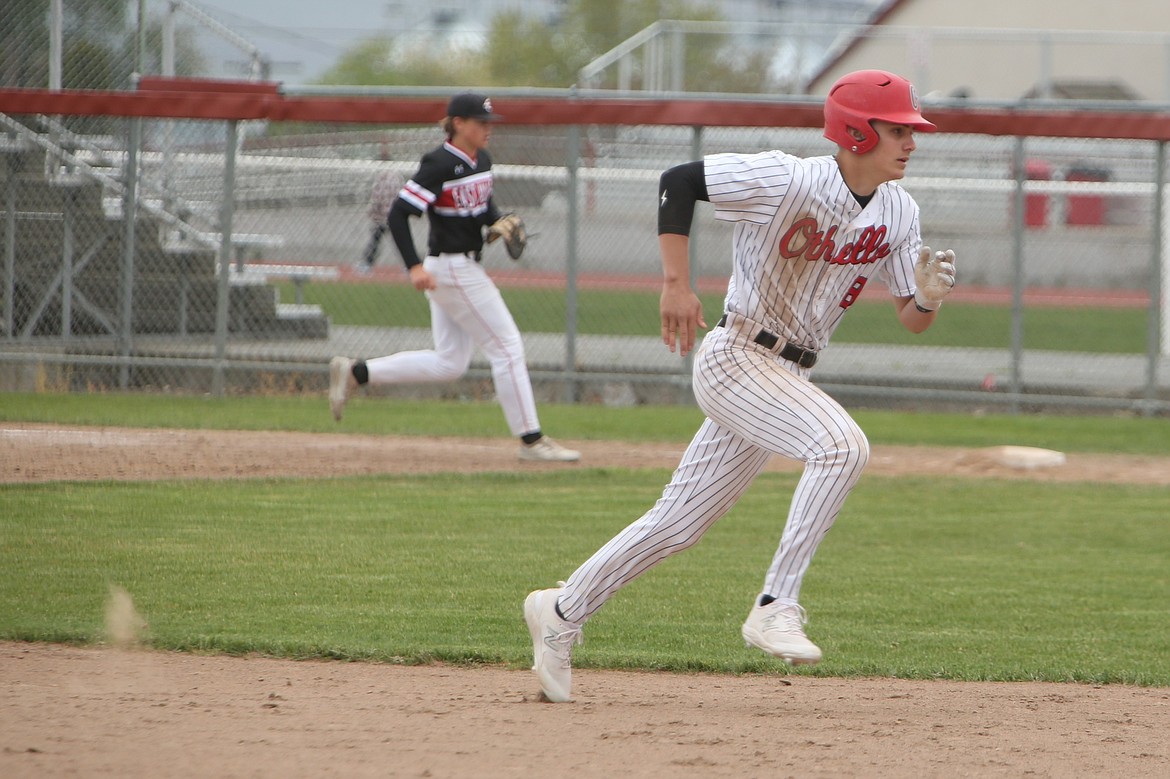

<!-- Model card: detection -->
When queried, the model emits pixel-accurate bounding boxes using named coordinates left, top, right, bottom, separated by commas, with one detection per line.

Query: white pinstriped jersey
left=706, top=151, right=923, bottom=351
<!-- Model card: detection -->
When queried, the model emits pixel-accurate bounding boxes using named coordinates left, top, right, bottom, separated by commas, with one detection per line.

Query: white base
left=988, top=445, right=1068, bottom=470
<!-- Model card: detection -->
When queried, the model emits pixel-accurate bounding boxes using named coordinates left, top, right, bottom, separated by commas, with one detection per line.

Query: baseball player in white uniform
left=525, top=70, right=957, bottom=701
left=329, top=93, right=579, bottom=463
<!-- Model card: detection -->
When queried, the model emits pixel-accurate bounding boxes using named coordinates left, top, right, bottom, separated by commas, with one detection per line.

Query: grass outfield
left=278, top=281, right=1154, bottom=354
left=3, top=471, right=1168, bottom=685
left=3, top=394, right=1170, bottom=685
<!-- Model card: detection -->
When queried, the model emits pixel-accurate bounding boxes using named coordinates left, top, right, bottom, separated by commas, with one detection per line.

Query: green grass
left=4, top=393, right=1169, bottom=685
left=3, top=470, right=1168, bottom=684
left=282, top=280, right=1153, bottom=354
left=4, top=390, right=1170, bottom=455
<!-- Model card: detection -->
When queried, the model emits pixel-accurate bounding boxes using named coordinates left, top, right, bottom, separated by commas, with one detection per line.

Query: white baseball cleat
left=329, top=356, right=357, bottom=422
left=524, top=586, right=583, bottom=703
left=741, top=601, right=822, bottom=665
left=519, top=436, right=580, bottom=462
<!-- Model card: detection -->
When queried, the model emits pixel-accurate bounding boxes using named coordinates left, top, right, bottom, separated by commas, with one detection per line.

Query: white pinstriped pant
left=364, top=253, right=541, bottom=437
left=558, top=322, right=869, bottom=624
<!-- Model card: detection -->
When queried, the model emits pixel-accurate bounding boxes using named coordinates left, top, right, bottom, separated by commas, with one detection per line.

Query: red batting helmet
left=823, top=69, right=936, bottom=154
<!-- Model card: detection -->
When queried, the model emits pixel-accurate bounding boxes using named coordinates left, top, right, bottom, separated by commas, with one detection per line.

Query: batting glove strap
left=913, top=300, right=937, bottom=314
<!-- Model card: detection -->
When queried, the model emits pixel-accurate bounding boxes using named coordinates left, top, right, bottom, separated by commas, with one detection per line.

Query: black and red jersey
left=392, top=141, right=502, bottom=266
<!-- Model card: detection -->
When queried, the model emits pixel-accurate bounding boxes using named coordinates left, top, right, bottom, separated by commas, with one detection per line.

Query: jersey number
left=839, top=276, right=869, bottom=309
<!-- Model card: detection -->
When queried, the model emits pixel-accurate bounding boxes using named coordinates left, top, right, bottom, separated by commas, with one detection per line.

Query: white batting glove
left=913, top=246, right=956, bottom=312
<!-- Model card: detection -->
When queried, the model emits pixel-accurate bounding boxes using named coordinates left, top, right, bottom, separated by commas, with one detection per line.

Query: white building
left=807, top=0, right=1170, bottom=102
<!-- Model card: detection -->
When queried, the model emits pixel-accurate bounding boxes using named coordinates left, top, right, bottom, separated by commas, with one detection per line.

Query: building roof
left=804, top=0, right=909, bottom=91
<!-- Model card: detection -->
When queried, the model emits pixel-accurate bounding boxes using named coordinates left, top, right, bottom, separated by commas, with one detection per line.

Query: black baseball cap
left=446, top=92, right=502, bottom=122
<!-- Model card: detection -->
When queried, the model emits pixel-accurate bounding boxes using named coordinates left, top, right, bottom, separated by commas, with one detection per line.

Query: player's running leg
left=693, top=325, right=869, bottom=662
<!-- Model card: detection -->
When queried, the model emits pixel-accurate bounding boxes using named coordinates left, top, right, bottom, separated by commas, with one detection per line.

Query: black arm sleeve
left=387, top=198, right=423, bottom=269
left=657, top=160, right=709, bottom=237
left=483, top=198, right=502, bottom=226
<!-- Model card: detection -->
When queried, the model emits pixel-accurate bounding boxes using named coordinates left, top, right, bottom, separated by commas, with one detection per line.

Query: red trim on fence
left=269, top=96, right=449, bottom=124
left=923, top=107, right=1170, bottom=139
left=0, top=87, right=274, bottom=120
left=3, top=82, right=1170, bottom=140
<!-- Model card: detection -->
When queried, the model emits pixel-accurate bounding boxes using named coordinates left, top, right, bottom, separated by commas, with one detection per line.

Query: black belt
left=716, top=315, right=818, bottom=368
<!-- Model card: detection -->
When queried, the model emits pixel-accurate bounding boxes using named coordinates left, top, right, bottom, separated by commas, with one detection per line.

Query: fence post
left=61, top=188, right=74, bottom=340
left=3, top=152, right=14, bottom=339
left=49, top=0, right=63, bottom=90
left=117, top=2, right=148, bottom=389
left=1008, top=136, right=1027, bottom=412
left=1160, top=140, right=1169, bottom=360
left=118, top=114, right=142, bottom=389
left=1146, top=140, right=1166, bottom=413
left=162, top=2, right=177, bottom=217
left=212, top=119, right=239, bottom=397
left=563, top=109, right=581, bottom=404
left=671, top=25, right=685, bottom=92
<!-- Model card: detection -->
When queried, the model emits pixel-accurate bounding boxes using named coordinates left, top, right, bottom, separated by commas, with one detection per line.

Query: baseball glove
left=487, top=213, right=527, bottom=260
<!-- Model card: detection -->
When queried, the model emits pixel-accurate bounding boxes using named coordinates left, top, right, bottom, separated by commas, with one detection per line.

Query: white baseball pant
left=557, top=321, right=870, bottom=624
left=364, top=252, right=541, bottom=437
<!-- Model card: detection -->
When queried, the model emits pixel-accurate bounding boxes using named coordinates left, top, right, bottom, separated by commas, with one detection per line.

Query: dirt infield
left=5, top=422, right=1170, bottom=485
left=3, top=424, right=1170, bottom=778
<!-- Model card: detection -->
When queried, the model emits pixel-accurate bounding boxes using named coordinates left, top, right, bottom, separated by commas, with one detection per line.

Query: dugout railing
left=0, top=81, right=1167, bottom=414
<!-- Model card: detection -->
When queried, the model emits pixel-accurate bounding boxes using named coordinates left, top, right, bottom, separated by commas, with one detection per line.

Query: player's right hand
left=660, top=284, right=706, bottom=356
left=409, top=264, right=436, bottom=292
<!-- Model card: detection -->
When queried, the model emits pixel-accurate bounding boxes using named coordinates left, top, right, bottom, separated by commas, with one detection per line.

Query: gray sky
left=182, top=0, right=880, bottom=86
left=190, top=0, right=391, bottom=83
left=188, top=0, right=554, bottom=84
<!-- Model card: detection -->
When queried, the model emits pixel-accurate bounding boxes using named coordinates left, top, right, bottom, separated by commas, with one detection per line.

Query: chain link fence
left=2, top=1, right=1168, bottom=413
left=4, top=103, right=1168, bottom=413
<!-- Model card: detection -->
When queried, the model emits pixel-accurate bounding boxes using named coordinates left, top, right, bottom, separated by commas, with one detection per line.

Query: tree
left=2, top=0, right=56, bottom=88
left=485, top=11, right=577, bottom=88
left=317, top=39, right=397, bottom=86
left=317, top=37, right=485, bottom=88
left=481, top=0, right=772, bottom=92
left=316, top=0, right=778, bottom=94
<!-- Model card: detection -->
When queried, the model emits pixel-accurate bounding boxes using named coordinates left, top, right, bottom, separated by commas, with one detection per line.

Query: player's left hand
left=486, top=213, right=527, bottom=260
left=660, top=283, right=707, bottom=356
left=913, top=246, right=956, bottom=311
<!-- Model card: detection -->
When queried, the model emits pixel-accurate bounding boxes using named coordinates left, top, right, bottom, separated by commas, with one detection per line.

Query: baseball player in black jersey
left=329, top=93, right=579, bottom=463
left=525, top=70, right=957, bottom=701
